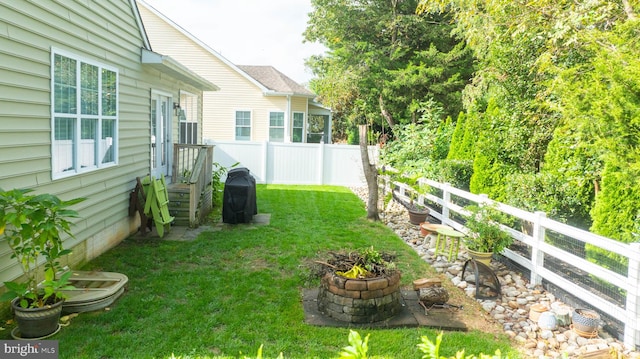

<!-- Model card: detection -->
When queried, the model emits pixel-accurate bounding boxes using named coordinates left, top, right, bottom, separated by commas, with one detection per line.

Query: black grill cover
left=222, top=167, right=257, bottom=224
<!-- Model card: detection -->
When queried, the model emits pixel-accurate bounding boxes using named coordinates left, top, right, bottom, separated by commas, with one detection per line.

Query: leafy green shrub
left=347, top=126, right=360, bottom=145
left=503, top=172, right=591, bottom=229
left=436, top=159, right=473, bottom=191
left=211, top=162, right=238, bottom=205
left=463, top=204, right=514, bottom=254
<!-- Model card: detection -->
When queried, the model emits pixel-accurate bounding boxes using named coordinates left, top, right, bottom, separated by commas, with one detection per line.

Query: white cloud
left=142, top=0, right=326, bottom=84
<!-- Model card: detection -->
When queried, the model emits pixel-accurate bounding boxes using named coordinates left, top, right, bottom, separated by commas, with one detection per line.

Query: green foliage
left=454, top=109, right=480, bottom=161
left=346, top=125, right=360, bottom=145
left=358, top=246, right=396, bottom=273
left=339, top=330, right=369, bottom=359
left=432, top=116, right=455, bottom=161
left=0, top=188, right=84, bottom=308
left=446, top=112, right=466, bottom=160
left=463, top=204, right=514, bottom=254
left=467, top=100, right=517, bottom=200
left=380, top=102, right=448, bottom=176
left=380, top=122, right=436, bottom=175
left=168, top=331, right=512, bottom=359
left=503, top=172, right=591, bottom=229
left=544, top=18, right=640, bottom=267
left=211, top=162, right=238, bottom=205
left=306, top=0, right=474, bottom=136
left=436, top=159, right=474, bottom=191
left=417, top=333, right=508, bottom=358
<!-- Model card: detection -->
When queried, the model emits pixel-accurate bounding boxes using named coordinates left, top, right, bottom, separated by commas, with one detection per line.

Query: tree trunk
left=379, top=94, right=395, bottom=128
left=359, top=124, right=380, bottom=221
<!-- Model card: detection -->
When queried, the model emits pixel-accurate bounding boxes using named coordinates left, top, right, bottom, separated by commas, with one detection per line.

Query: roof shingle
left=238, top=65, right=314, bottom=96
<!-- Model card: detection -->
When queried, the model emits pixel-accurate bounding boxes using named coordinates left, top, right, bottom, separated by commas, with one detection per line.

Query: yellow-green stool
left=435, top=227, right=465, bottom=262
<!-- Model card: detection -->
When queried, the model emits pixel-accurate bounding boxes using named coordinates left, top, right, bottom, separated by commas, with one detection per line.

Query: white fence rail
left=209, top=140, right=378, bottom=186
left=382, top=174, right=640, bottom=349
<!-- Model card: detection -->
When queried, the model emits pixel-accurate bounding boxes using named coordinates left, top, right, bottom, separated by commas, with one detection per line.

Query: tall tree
left=305, top=0, right=474, bottom=136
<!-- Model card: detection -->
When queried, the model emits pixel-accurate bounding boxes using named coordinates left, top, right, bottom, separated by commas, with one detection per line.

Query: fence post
left=529, top=211, right=546, bottom=286
left=441, top=184, right=451, bottom=226
left=624, top=242, right=640, bottom=349
left=261, top=141, right=268, bottom=183
left=318, top=143, right=325, bottom=185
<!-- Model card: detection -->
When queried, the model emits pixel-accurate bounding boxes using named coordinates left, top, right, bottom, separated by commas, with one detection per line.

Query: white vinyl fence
left=382, top=174, right=640, bottom=349
left=209, top=140, right=378, bottom=186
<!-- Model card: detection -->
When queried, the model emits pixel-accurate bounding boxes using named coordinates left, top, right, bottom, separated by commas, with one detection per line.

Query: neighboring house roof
left=136, top=0, right=316, bottom=98
left=237, top=65, right=315, bottom=98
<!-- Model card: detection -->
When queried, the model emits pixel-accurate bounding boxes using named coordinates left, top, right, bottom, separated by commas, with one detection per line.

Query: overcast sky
left=142, top=0, right=327, bottom=85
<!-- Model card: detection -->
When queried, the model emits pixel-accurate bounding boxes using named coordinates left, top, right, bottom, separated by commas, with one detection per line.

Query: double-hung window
left=235, top=110, right=251, bottom=141
left=52, top=49, right=118, bottom=178
left=179, top=91, right=198, bottom=144
left=269, top=111, right=285, bottom=142
left=292, top=112, right=304, bottom=143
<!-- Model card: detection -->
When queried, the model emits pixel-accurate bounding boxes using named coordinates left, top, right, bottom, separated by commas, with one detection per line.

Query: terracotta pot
left=529, top=303, right=549, bottom=322
left=419, top=222, right=430, bottom=236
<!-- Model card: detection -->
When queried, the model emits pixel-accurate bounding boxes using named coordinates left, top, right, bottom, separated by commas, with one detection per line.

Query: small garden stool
left=434, top=227, right=465, bottom=262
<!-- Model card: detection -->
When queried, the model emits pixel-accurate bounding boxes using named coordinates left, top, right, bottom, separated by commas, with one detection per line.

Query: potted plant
left=389, top=172, right=430, bottom=225
left=462, top=204, right=513, bottom=265
left=0, top=188, right=84, bottom=338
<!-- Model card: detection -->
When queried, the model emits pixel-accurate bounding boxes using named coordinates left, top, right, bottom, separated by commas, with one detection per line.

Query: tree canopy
left=305, top=0, right=474, bottom=142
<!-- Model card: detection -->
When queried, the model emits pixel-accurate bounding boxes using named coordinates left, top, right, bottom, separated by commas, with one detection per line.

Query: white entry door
left=151, top=93, right=172, bottom=179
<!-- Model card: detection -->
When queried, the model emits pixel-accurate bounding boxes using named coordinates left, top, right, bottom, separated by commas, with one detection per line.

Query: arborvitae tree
left=446, top=112, right=466, bottom=160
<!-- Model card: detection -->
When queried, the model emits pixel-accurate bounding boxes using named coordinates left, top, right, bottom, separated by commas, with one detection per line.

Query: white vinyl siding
left=52, top=48, right=118, bottom=178
left=269, top=111, right=285, bottom=142
left=235, top=110, right=251, bottom=141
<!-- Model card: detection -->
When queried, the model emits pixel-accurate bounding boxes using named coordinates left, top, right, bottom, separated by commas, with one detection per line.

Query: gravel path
left=350, top=187, right=639, bottom=359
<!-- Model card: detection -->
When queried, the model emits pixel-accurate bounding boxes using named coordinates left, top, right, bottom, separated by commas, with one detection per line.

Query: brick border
left=317, top=271, right=402, bottom=323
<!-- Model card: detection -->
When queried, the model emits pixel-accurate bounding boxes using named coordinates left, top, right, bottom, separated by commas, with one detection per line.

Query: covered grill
left=222, top=167, right=257, bottom=224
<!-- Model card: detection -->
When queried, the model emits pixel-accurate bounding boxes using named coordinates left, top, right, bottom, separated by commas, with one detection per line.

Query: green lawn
left=3, top=185, right=518, bottom=358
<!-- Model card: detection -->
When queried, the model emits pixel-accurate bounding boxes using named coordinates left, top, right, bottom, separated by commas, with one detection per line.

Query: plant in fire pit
left=323, top=246, right=397, bottom=279
left=316, top=247, right=402, bottom=323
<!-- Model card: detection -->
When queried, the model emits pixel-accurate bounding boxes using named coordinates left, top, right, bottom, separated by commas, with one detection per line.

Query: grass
left=2, top=185, right=519, bottom=358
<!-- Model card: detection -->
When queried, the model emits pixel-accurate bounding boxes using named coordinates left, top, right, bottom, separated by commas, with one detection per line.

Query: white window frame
left=235, top=110, right=252, bottom=141
left=269, top=111, right=285, bottom=142
left=51, top=47, right=118, bottom=179
left=179, top=90, right=198, bottom=144
left=292, top=112, right=305, bottom=143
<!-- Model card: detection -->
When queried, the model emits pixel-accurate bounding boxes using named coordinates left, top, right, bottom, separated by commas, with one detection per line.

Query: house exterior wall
left=0, top=0, right=204, bottom=300
left=137, top=3, right=318, bottom=143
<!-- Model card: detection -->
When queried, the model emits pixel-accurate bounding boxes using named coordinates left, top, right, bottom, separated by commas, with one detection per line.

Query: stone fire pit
left=317, top=271, right=402, bottom=323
